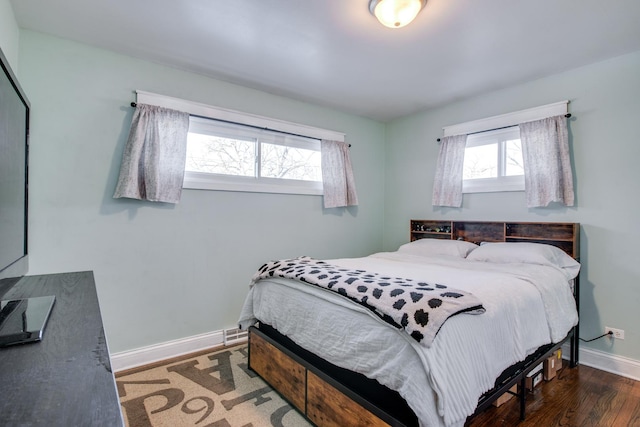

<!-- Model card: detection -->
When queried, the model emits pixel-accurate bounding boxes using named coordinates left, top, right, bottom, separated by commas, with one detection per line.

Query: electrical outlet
left=605, top=327, right=625, bottom=340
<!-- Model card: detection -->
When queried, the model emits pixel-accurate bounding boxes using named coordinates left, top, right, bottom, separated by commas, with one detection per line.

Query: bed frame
left=248, top=220, right=580, bottom=427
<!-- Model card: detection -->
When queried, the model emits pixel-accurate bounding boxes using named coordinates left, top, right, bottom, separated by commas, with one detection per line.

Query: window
left=463, top=126, right=524, bottom=193
left=184, top=117, right=323, bottom=195
left=133, top=90, right=344, bottom=195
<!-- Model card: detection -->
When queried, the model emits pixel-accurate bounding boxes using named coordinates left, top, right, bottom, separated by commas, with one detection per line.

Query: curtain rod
left=130, top=102, right=351, bottom=147
left=436, top=113, right=572, bottom=142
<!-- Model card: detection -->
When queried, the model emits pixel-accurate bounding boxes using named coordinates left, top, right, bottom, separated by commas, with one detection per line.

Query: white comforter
left=238, top=252, right=578, bottom=427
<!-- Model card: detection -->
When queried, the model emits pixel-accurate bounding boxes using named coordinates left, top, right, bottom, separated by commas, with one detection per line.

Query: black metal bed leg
left=570, top=273, right=580, bottom=368
left=519, top=377, right=527, bottom=421
left=570, top=324, right=579, bottom=368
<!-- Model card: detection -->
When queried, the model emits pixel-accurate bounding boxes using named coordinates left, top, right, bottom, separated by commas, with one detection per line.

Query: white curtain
left=519, top=115, right=574, bottom=207
left=321, top=140, right=358, bottom=208
left=113, top=104, right=190, bottom=204
left=432, top=134, right=467, bottom=207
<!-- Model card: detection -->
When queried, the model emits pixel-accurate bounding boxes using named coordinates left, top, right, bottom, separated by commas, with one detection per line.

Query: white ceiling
left=10, top=0, right=640, bottom=121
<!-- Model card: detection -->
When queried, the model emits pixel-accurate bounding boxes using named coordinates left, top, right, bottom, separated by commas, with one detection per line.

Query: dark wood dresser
left=0, top=271, right=124, bottom=426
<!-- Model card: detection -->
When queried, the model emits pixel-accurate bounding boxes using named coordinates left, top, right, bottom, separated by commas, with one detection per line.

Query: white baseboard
left=111, top=332, right=639, bottom=381
left=110, top=329, right=247, bottom=372
left=562, top=343, right=640, bottom=381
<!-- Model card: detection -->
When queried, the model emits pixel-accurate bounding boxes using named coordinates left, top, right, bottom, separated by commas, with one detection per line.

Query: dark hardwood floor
left=467, top=362, right=640, bottom=427
left=120, top=343, right=639, bottom=427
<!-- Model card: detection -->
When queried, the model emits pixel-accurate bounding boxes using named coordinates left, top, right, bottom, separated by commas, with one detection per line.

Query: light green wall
left=18, top=30, right=386, bottom=353
left=8, top=9, right=640, bottom=364
left=0, top=0, right=19, bottom=71
left=383, top=51, right=640, bottom=362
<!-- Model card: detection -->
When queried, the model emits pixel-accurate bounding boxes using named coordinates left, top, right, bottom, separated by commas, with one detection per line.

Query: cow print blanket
left=251, top=256, right=485, bottom=347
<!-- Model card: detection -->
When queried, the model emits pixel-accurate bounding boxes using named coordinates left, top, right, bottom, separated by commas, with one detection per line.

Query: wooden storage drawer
left=249, top=326, right=417, bottom=426
left=249, top=331, right=306, bottom=412
left=307, top=371, right=388, bottom=427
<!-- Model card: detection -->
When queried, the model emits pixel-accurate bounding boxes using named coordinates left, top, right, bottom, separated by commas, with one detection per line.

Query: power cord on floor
left=579, top=330, right=613, bottom=342
left=556, top=331, right=612, bottom=380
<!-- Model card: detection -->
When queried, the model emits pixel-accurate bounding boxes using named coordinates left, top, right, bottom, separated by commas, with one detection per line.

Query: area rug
left=116, top=344, right=312, bottom=427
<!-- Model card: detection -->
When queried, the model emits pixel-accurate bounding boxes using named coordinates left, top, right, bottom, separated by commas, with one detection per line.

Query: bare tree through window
left=186, top=133, right=321, bottom=181
left=505, top=139, right=524, bottom=176
left=463, top=144, right=497, bottom=179
left=261, top=143, right=321, bottom=181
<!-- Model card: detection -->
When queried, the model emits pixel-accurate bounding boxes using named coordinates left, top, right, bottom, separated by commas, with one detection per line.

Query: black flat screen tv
left=0, top=47, right=30, bottom=284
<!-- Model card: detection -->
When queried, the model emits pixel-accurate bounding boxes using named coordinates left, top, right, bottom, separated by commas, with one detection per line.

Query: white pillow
left=466, top=242, right=580, bottom=279
left=397, top=238, right=478, bottom=258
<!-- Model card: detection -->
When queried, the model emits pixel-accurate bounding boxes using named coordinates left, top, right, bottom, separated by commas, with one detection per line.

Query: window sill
left=183, top=172, right=323, bottom=196
left=463, top=177, right=524, bottom=193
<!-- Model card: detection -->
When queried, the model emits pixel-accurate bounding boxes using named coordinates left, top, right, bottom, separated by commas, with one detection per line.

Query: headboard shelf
left=410, top=220, right=580, bottom=259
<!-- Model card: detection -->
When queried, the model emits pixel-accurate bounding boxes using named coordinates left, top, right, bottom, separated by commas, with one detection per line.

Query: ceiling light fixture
left=369, top=0, right=427, bottom=29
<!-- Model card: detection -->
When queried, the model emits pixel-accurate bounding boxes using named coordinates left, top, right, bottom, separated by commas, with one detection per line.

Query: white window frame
left=442, top=100, right=569, bottom=194
left=135, top=90, right=344, bottom=195
left=186, top=116, right=323, bottom=195
left=462, top=126, right=524, bottom=193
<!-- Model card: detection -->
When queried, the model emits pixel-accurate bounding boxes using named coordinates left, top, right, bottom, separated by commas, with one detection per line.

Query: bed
left=238, top=220, right=580, bottom=427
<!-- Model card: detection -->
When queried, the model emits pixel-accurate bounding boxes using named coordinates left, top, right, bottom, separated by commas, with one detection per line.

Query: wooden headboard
left=410, top=220, right=580, bottom=260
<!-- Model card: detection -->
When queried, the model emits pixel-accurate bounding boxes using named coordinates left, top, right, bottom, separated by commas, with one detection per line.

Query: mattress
left=239, top=251, right=579, bottom=427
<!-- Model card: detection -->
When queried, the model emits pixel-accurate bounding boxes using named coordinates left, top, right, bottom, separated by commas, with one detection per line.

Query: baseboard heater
left=223, top=327, right=248, bottom=346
